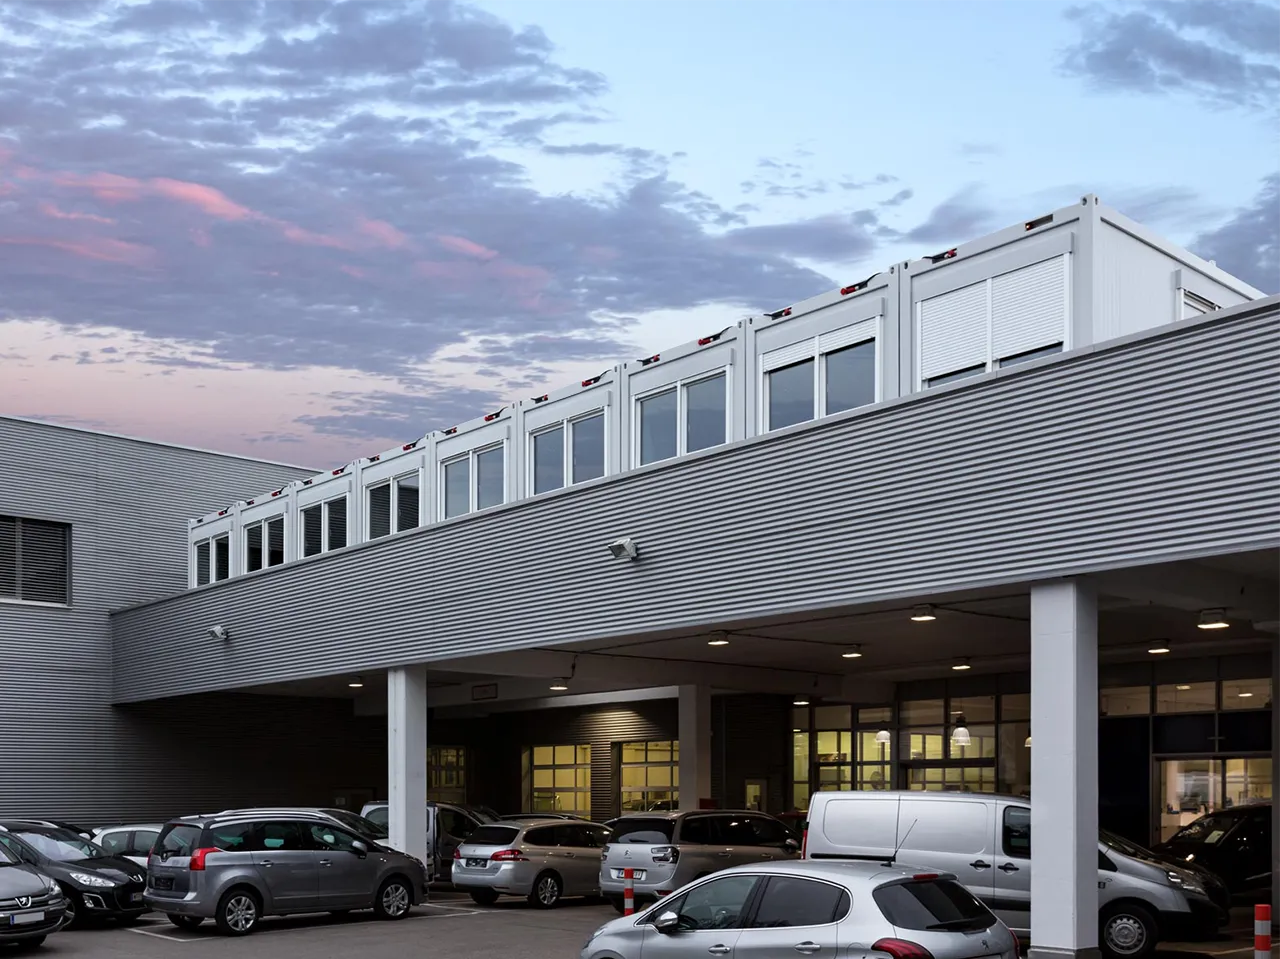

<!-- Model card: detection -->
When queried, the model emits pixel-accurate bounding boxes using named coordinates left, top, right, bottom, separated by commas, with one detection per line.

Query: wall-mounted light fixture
left=207, top=625, right=231, bottom=642
left=608, top=537, right=639, bottom=560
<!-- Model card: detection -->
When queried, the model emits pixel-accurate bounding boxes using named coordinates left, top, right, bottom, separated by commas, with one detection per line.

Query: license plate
left=612, top=869, right=645, bottom=880
left=11, top=912, right=44, bottom=926
left=466, top=859, right=486, bottom=868
left=130, top=892, right=145, bottom=903
left=152, top=877, right=174, bottom=891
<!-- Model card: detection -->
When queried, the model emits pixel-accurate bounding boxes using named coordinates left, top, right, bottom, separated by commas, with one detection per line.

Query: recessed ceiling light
left=792, top=728, right=803, bottom=733
left=793, top=697, right=810, bottom=706
left=549, top=679, right=569, bottom=691
left=348, top=676, right=364, bottom=689
left=1196, top=609, right=1229, bottom=630
left=1148, top=643, right=1171, bottom=655
left=951, top=658, right=971, bottom=671
left=910, top=604, right=937, bottom=622
left=1176, top=685, right=1191, bottom=691
left=841, top=645, right=863, bottom=659
left=707, top=635, right=730, bottom=646
left=1238, top=691, right=1254, bottom=698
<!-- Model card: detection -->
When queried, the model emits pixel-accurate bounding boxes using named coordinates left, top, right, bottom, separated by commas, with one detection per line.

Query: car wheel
left=374, top=877, right=413, bottom=920
left=13, top=936, right=46, bottom=951
left=1100, top=903, right=1157, bottom=959
left=167, top=915, right=203, bottom=930
left=58, top=889, right=78, bottom=928
left=468, top=889, right=500, bottom=906
left=528, top=872, right=562, bottom=909
left=215, top=888, right=261, bottom=936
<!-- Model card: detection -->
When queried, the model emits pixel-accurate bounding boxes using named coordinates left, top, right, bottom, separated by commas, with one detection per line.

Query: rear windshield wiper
left=925, top=918, right=987, bottom=931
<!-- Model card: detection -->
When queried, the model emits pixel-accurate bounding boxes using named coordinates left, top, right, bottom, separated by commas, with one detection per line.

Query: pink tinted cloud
left=38, top=201, right=116, bottom=225
left=436, top=234, right=499, bottom=260
left=150, top=178, right=254, bottom=221
left=0, top=235, right=155, bottom=267
left=339, top=264, right=368, bottom=279
left=357, top=217, right=412, bottom=250
left=189, top=227, right=212, bottom=248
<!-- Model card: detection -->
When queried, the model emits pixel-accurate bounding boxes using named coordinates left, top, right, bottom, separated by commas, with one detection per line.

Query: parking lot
left=20, top=894, right=1278, bottom=959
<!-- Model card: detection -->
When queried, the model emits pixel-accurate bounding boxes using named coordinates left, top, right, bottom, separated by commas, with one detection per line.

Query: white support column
left=387, top=666, right=429, bottom=866
left=1030, top=580, right=1100, bottom=959
left=678, top=684, right=712, bottom=811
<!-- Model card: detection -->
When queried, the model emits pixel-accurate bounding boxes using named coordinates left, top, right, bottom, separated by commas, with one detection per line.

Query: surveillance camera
left=207, top=625, right=230, bottom=642
left=607, top=537, right=639, bottom=560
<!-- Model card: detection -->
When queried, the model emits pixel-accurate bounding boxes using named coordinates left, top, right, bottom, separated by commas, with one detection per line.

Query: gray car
left=581, top=859, right=1019, bottom=959
left=0, top=840, right=68, bottom=950
left=452, top=819, right=612, bottom=908
left=598, top=811, right=799, bottom=912
left=144, top=811, right=428, bottom=935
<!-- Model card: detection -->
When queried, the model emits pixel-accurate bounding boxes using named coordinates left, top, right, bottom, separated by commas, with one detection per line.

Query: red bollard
left=1255, top=904, right=1272, bottom=959
left=623, top=868, right=635, bottom=916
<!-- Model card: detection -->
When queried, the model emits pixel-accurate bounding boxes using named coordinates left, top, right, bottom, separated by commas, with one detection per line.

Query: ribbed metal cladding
left=113, top=303, right=1280, bottom=703
left=0, top=418, right=315, bottom=820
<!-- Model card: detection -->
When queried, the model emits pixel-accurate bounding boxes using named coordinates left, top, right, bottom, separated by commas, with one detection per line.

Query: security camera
left=607, top=537, right=639, bottom=560
left=207, top=625, right=231, bottom=642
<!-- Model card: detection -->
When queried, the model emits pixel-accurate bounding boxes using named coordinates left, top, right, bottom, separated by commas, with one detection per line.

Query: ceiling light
left=910, top=604, right=937, bottom=622
left=607, top=537, right=639, bottom=560
left=1176, top=685, right=1191, bottom=691
left=792, top=728, right=803, bottom=733
left=1024, top=735, right=1032, bottom=748
left=1238, top=691, right=1254, bottom=698
left=951, top=658, right=971, bottom=671
left=549, top=679, right=569, bottom=691
left=793, top=697, right=810, bottom=707
left=951, top=716, right=971, bottom=747
left=875, top=727, right=891, bottom=744
left=1147, top=642, right=1171, bottom=655
left=841, top=645, right=863, bottom=659
left=1197, top=608, right=1229, bottom=630
left=707, top=635, right=730, bottom=646
left=347, top=676, right=364, bottom=689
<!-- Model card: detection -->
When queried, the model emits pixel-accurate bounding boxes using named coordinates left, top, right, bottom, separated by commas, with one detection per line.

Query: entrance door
left=744, top=779, right=767, bottom=812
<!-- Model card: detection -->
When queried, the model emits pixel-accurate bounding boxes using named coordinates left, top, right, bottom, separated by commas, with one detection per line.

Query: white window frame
left=916, top=252, right=1071, bottom=389
left=365, top=471, right=422, bottom=539
left=299, top=495, right=348, bottom=556
left=440, top=441, right=507, bottom=518
left=632, top=366, right=731, bottom=467
left=208, top=533, right=230, bottom=582
left=527, top=408, right=607, bottom=495
left=242, top=515, right=286, bottom=572
left=761, top=325, right=880, bottom=432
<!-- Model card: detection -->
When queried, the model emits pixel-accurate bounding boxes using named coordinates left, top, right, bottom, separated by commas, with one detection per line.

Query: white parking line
left=122, top=904, right=480, bottom=944
left=125, top=926, right=204, bottom=944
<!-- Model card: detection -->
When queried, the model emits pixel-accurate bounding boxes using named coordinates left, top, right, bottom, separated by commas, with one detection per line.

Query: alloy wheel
left=537, top=876, right=560, bottom=906
left=224, top=894, right=257, bottom=933
left=381, top=882, right=410, bottom=917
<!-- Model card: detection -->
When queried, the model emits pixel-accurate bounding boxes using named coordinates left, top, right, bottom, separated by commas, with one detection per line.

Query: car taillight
left=873, top=939, right=934, bottom=959
left=189, top=848, right=220, bottom=871
left=490, top=849, right=528, bottom=862
left=651, top=845, right=679, bottom=864
left=453, top=847, right=462, bottom=860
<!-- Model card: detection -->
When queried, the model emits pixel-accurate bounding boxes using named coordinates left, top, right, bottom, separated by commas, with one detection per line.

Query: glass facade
left=523, top=744, right=592, bottom=817
left=620, top=740, right=678, bottom=812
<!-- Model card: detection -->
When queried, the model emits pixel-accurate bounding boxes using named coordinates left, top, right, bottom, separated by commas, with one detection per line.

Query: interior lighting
left=793, top=696, right=810, bottom=707
left=1147, top=642, right=1171, bottom=655
left=910, top=605, right=937, bottom=622
left=875, top=727, right=892, bottom=744
left=841, top=645, right=863, bottom=659
left=1196, top=609, right=1229, bottom=630
left=951, top=658, right=972, bottom=671
left=347, top=676, right=364, bottom=689
left=951, top=716, right=971, bottom=747
left=549, top=678, right=569, bottom=691
left=707, top=633, right=729, bottom=646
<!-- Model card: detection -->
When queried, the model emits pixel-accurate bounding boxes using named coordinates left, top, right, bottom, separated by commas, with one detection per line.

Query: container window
left=767, top=359, right=814, bottom=430
left=825, top=340, right=875, bottom=414
left=571, top=413, right=606, bottom=482
left=396, top=474, right=420, bottom=532
left=301, top=505, right=323, bottom=556
left=246, top=523, right=264, bottom=572
left=533, top=426, right=565, bottom=495
left=639, top=388, right=678, bottom=465
left=998, top=343, right=1062, bottom=368
left=685, top=373, right=726, bottom=453
left=326, top=498, right=347, bottom=550
left=213, top=535, right=230, bottom=581
left=368, top=483, right=392, bottom=539
left=195, top=541, right=211, bottom=585
left=266, top=517, right=285, bottom=567
left=476, top=446, right=504, bottom=509
left=443, top=458, right=469, bottom=518
left=925, top=364, right=985, bottom=388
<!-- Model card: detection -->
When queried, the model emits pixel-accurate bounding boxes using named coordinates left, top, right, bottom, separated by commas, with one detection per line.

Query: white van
left=802, top=791, right=1222, bottom=959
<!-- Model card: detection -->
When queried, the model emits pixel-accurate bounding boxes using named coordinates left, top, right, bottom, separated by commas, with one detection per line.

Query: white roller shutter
left=818, top=318, right=876, bottom=354
left=761, top=339, right=815, bottom=372
left=991, top=255, right=1067, bottom=360
left=919, top=280, right=987, bottom=380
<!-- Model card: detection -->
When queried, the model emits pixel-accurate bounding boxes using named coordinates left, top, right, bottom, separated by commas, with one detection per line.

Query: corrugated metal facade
left=113, top=300, right=1280, bottom=703
left=0, top=417, right=315, bottom=820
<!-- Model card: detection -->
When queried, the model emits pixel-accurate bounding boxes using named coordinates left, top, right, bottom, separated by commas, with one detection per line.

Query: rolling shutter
left=761, top=339, right=815, bottom=372
left=818, top=318, right=876, bottom=354
left=919, top=280, right=987, bottom=380
left=991, top=255, right=1067, bottom=361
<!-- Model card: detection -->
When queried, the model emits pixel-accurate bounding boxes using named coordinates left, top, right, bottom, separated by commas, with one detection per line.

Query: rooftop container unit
left=187, top=510, right=235, bottom=587
left=900, top=194, right=1263, bottom=392
left=432, top=404, right=516, bottom=524
left=513, top=366, right=620, bottom=500
left=744, top=267, right=901, bottom=439
left=356, top=439, right=431, bottom=543
left=292, top=462, right=360, bottom=563
left=618, top=323, right=746, bottom=471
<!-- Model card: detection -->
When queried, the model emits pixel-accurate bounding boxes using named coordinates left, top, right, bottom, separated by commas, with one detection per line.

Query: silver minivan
left=598, top=811, right=799, bottom=912
left=803, top=791, right=1222, bottom=959
left=452, top=819, right=612, bottom=907
left=145, top=811, right=428, bottom=935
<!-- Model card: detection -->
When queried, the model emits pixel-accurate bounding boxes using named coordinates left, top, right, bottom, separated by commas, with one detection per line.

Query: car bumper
left=451, top=862, right=536, bottom=896
left=600, top=870, right=682, bottom=900
left=0, top=903, right=68, bottom=940
left=77, top=886, right=148, bottom=917
left=144, top=892, right=217, bottom=919
left=1158, top=898, right=1222, bottom=941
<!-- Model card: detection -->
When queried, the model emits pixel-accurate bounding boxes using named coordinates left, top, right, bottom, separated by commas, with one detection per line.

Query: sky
left=1, top=0, right=1276, bottom=469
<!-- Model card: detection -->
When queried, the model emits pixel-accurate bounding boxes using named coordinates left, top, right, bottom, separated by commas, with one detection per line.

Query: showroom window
left=366, top=473, right=421, bottom=540
left=0, top=514, right=71, bottom=604
left=299, top=497, right=348, bottom=557
left=442, top=444, right=505, bottom=519
left=244, top=516, right=285, bottom=572
left=762, top=327, right=877, bottom=432
left=620, top=740, right=679, bottom=812
left=792, top=707, right=810, bottom=811
left=524, top=744, right=591, bottom=818
left=530, top=411, right=607, bottom=495
left=635, top=371, right=728, bottom=466
left=1100, top=686, right=1150, bottom=716
left=428, top=746, right=466, bottom=805
left=899, top=693, right=997, bottom=793
left=813, top=705, right=853, bottom=793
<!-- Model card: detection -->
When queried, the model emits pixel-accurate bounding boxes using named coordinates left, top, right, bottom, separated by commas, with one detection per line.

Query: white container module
left=294, top=464, right=358, bottom=561
left=618, top=322, right=745, bottom=471
left=433, top=405, right=515, bottom=522
left=515, top=367, right=619, bottom=500
left=237, top=491, right=293, bottom=573
left=357, top=439, right=430, bottom=541
left=187, top=511, right=235, bottom=586
left=745, top=268, right=900, bottom=437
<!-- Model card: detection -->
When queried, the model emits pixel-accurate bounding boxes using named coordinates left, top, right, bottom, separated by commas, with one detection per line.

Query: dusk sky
left=1, top=0, right=1277, bottom=469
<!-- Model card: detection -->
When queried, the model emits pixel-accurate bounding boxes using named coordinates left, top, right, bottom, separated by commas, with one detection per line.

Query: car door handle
left=795, top=943, right=821, bottom=955
left=562, top=852, right=576, bottom=858
left=259, top=860, right=273, bottom=867
left=319, top=859, right=332, bottom=867
left=708, top=947, right=731, bottom=956
left=716, top=851, right=732, bottom=858
left=970, top=860, right=991, bottom=870
left=998, top=863, right=1020, bottom=873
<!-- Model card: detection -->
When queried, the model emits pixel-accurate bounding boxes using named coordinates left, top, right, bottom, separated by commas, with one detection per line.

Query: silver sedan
left=580, top=859, right=1018, bottom=959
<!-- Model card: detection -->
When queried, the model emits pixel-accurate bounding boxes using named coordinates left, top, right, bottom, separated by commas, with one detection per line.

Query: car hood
left=0, top=863, right=52, bottom=897
left=48, top=856, right=146, bottom=883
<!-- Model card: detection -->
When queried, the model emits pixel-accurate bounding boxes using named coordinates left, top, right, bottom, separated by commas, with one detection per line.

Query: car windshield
left=13, top=828, right=104, bottom=861
left=1165, top=813, right=1242, bottom=846
left=607, top=818, right=675, bottom=843
left=364, top=806, right=389, bottom=828
left=320, top=809, right=389, bottom=840
left=0, top=843, right=18, bottom=865
left=466, top=825, right=522, bottom=846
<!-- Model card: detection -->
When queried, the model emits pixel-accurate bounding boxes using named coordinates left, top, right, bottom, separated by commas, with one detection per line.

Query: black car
left=0, top=823, right=147, bottom=926
left=1153, top=802, right=1272, bottom=897
left=0, top=840, right=68, bottom=950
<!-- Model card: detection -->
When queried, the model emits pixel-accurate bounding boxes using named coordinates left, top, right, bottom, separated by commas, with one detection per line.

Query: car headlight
left=1165, top=870, right=1204, bottom=896
left=68, top=871, right=117, bottom=888
left=45, top=879, right=63, bottom=898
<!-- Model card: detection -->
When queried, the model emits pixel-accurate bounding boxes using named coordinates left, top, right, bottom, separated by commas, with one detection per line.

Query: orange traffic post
left=622, top=868, right=635, bottom=916
left=1255, top=904, right=1272, bottom=959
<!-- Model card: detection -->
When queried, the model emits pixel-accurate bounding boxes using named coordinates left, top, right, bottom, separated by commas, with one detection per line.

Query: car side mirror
left=653, top=910, right=681, bottom=934
left=351, top=840, right=368, bottom=858
left=784, top=838, right=799, bottom=851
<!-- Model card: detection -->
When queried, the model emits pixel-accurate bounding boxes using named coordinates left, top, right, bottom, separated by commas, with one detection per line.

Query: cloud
left=722, top=211, right=879, bottom=263
left=894, top=191, right=998, bottom=246
left=1191, top=174, right=1279, bottom=293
